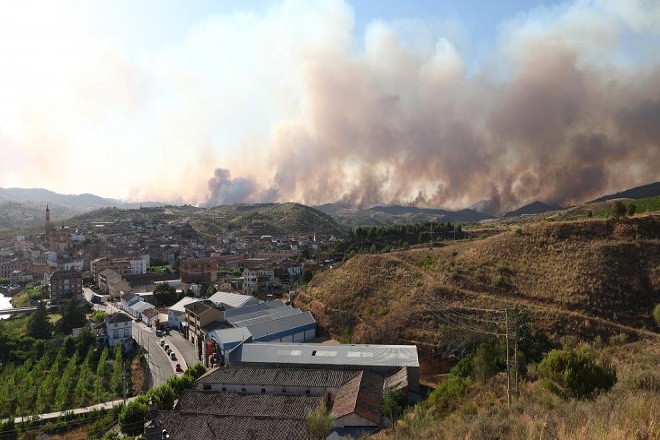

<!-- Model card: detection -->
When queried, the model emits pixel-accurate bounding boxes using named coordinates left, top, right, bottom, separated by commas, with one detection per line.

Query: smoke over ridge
left=204, top=1, right=660, bottom=214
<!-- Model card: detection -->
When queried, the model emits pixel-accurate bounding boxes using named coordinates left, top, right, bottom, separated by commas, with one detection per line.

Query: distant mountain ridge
left=368, top=205, right=494, bottom=222
left=503, top=201, right=562, bottom=218
left=590, top=181, right=660, bottom=202
left=0, top=187, right=161, bottom=209
left=0, top=187, right=163, bottom=231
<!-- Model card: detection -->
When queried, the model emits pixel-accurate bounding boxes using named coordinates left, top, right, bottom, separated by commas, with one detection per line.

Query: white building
left=104, top=313, right=133, bottom=352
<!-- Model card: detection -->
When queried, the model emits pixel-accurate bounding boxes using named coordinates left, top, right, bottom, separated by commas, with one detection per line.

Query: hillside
left=0, top=187, right=162, bottom=231
left=190, top=202, right=346, bottom=237
left=317, top=204, right=494, bottom=228
left=591, top=181, right=660, bottom=202
left=64, top=203, right=346, bottom=238
left=298, top=215, right=660, bottom=376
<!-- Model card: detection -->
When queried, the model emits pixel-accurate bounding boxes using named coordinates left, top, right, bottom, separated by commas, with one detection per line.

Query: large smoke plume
left=202, top=2, right=660, bottom=214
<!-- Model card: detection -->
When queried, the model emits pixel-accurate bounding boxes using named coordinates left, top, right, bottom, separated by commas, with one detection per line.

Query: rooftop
left=197, top=366, right=360, bottom=388
left=152, top=412, right=308, bottom=440
left=208, top=291, right=260, bottom=309
left=176, top=390, right=322, bottom=419
left=246, top=311, right=316, bottom=340
left=231, top=342, right=419, bottom=368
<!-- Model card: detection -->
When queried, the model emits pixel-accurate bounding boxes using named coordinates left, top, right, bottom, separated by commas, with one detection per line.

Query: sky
left=0, top=0, right=659, bottom=213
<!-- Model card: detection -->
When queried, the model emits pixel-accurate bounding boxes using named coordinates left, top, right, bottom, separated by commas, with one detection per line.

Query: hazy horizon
left=1, top=1, right=659, bottom=213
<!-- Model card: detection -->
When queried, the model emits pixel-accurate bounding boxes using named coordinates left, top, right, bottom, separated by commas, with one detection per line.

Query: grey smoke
left=205, top=3, right=660, bottom=214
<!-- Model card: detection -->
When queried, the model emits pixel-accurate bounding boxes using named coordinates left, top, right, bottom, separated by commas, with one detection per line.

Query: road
left=84, top=288, right=190, bottom=388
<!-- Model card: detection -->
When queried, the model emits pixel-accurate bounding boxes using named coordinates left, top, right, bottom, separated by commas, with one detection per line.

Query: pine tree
left=27, top=302, right=52, bottom=339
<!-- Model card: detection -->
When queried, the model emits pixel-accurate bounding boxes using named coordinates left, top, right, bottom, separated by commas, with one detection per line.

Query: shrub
left=381, top=388, right=407, bottom=421
left=119, top=400, right=148, bottom=436
left=427, top=375, right=472, bottom=411
left=612, top=201, right=627, bottom=218
left=608, top=333, right=628, bottom=346
left=304, top=405, right=335, bottom=440
left=472, top=343, right=498, bottom=384
left=538, top=346, right=616, bottom=399
left=653, top=304, right=660, bottom=328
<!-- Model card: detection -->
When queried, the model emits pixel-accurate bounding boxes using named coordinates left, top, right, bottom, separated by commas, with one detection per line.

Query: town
left=0, top=206, right=419, bottom=439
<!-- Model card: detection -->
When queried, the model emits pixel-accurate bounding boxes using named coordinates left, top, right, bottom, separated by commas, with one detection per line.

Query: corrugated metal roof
left=208, top=291, right=260, bottom=309
left=207, top=327, right=253, bottom=346
left=223, top=300, right=286, bottom=321
left=228, top=305, right=301, bottom=328
left=168, top=296, right=199, bottom=313
left=130, top=301, right=155, bottom=314
left=247, top=311, right=316, bottom=339
left=233, top=342, right=419, bottom=368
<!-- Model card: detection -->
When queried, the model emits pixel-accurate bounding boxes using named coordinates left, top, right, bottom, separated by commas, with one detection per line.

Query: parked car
left=160, top=339, right=166, bottom=347
left=175, top=364, right=183, bottom=373
left=156, top=329, right=164, bottom=337
left=170, top=352, right=177, bottom=361
left=163, top=344, right=170, bottom=351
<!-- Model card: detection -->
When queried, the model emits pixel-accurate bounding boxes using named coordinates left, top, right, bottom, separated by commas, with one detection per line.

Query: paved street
left=132, top=322, right=176, bottom=387
left=165, top=328, right=201, bottom=369
left=84, top=288, right=189, bottom=387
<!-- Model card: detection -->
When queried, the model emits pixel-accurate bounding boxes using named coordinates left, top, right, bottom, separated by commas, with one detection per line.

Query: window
left=222, top=387, right=226, bottom=392
left=281, top=389, right=286, bottom=393
left=241, top=388, right=246, bottom=393
left=305, top=390, right=310, bottom=394
left=203, top=384, right=211, bottom=391
left=261, top=388, right=266, bottom=393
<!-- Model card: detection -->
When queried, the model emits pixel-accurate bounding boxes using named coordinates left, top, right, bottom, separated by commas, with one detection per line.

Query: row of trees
left=0, top=340, right=127, bottom=418
left=332, top=222, right=466, bottom=262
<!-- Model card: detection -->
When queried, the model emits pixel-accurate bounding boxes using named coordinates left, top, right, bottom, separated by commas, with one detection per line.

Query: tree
left=76, top=324, right=96, bottom=357
left=472, top=343, right=498, bottom=384
left=653, top=304, right=660, bottom=328
left=119, top=400, right=149, bottom=436
left=381, top=388, right=407, bottom=421
left=153, top=283, right=177, bottom=307
left=27, top=302, right=52, bottom=339
left=627, top=203, right=637, bottom=216
left=612, top=201, right=627, bottom=218
left=301, top=269, right=313, bottom=284
left=57, top=299, right=86, bottom=335
left=538, top=346, right=616, bottom=399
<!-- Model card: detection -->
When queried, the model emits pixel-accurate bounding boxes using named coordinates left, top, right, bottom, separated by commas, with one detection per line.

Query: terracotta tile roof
left=332, top=371, right=383, bottom=425
left=383, top=367, right=409, bottom=391
left=107, top=312, right=133, bottom=323
left=197, top=366, right=360, bottom=388
left=153, top=412, right=311, bottom=440
left=176, top=390, right=322, bottom=419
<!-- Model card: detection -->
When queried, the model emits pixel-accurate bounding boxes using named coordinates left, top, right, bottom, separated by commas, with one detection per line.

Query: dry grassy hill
left=298, top=215, right=660, bottom=376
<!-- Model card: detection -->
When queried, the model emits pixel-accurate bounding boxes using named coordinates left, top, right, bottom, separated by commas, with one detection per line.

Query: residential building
left=167, top=296, right=199, bottom=332
left=47, top=269, right=83, bottom=304
left=98, top=269, right=130, bottom=299
left=179, top=257, right=218, bottom=284
left=184, top=300, right=225, bottom=359
left=243, top=267, right=274, bottom=292
left=100, top=312, right=133, bottom=352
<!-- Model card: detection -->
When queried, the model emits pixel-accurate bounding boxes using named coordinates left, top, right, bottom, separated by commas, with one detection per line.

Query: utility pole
left=123, top=358, right=127, bottom=405
left=505, top=307, right=520, bottom=406
left=514, top=306, right=520, bottom=396
left=505, top=309, right=511, bottom=407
